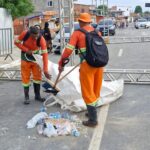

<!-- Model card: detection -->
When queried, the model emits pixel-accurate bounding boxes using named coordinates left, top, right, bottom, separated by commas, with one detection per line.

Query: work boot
left=82, top=105, right=98, bottom=127
left=24, top=87, right=30, bottom=105
left=33, top=83, right=45, bottom=102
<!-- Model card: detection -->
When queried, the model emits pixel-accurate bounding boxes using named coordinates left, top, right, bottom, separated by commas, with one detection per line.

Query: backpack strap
left=76, top=28, right=88, bottom=34
left=75, top=28, right=88, bottom=61
left=77, top=28, right=100, bottom=36
left=36, top=35, right=41, bottom=47
left=23, top=31, right=30, bottom=42
left=22, top=31, right=41, bottom=47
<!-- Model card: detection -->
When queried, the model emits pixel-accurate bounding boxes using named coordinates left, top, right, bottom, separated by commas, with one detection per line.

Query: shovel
left=43, top=61, right=80, bottom=95
left=43, top=58, right=70, bottom=94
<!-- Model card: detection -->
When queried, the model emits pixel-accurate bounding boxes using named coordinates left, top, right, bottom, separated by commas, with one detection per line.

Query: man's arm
left=58, top=31, right=79, bottom=71
left=40, top=37, right=50, bottom=79
left=14, top=31, right=29, bottom=52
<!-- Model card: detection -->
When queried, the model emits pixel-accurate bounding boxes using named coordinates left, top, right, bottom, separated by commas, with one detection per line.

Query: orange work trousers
left=21, top=60, right=42, bottom=87
left=80, top=61, right=103, bottom=105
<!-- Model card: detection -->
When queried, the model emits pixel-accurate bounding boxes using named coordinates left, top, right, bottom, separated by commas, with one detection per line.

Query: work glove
left=26, top=50, right=33, bottom=55
left=44, top=72, right=52, bottom=80
left=58, top=58, right=69, bottom=72
left=58, top=59, right=64, bottom=72
left=58, top=48, right=72, bottom=72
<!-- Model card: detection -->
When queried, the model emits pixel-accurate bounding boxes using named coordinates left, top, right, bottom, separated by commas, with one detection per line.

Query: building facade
left=32, top=0, right=59, bottom=12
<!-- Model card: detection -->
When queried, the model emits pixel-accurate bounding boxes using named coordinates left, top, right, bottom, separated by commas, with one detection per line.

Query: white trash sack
left=34, top=54, right=124, bottom=112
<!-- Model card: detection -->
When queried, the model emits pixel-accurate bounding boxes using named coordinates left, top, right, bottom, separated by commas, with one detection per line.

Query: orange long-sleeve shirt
left=60, top=25, right=101, bottom=61
left=14, top=31, right=48, bottom=73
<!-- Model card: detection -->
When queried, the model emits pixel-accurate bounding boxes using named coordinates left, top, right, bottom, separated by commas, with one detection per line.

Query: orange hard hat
left=78, top=13, right=92, bottom=23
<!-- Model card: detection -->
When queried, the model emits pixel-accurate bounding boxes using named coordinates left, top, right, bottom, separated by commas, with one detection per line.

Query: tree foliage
left=97, top=5, right=108, bottom=15
left=144, top=11, right=150, bottom=15
left=0, top=0, right=34, bottom=19
left=134, top=5, right=142, bottom=14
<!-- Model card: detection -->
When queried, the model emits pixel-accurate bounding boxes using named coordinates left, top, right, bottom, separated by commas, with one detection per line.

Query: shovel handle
left=57, top=63, right=80, bottom=83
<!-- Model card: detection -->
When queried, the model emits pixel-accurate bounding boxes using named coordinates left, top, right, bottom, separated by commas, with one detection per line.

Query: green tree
left=134, top=5, right=142, bottom=14
left=0, top=0, right=34, bottom=19
left=97, top=5, right=108, bottom=15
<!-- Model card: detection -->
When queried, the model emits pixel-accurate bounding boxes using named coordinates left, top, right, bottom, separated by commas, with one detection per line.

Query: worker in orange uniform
left=15, top=26, right=51, bottom=105
left=58, top=13, right=103, bottom=127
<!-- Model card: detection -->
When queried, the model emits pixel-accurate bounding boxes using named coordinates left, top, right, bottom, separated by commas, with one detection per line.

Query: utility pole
left=68, top=0, right=74, bottom=65
left=58, top=0, right=65, bottom=53
left=58, top=0, right=75, bottom=65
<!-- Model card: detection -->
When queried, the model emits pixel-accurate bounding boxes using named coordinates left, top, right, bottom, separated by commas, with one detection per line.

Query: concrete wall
left=32, top=0, right=70, bottom=18
left=32, top=0, right=59, bottom=12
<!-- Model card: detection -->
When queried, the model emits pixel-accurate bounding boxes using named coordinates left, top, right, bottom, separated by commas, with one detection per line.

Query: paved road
left=100, top=25, right=150, bottom=150
left=0, top=24, right=150, bottom=150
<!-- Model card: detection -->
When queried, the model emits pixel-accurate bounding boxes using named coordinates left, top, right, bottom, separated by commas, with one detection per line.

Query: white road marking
left=118, top=49, right=123, bottom=57
left=88, top=104, right=110, bottom=150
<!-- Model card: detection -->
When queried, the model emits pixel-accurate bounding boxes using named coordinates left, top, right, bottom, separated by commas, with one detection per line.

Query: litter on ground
left=26, top=110, right=81, bottom=138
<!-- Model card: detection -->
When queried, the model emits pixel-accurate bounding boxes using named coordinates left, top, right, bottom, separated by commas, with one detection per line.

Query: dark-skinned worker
left=15, top=26, right=51, bottom=105
left=58, top=13, right=103, bottom=127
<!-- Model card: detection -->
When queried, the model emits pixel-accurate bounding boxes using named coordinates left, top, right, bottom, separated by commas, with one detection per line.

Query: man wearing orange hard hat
left=58, top=13, right=104, bottom=127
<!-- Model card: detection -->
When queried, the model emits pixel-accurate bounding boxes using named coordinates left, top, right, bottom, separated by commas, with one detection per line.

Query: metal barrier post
left=0, top=28, right=13, bottom=60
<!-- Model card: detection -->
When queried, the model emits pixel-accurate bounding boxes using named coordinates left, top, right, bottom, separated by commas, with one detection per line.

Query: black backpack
left=23, top=31, right=41, bottom=47
left=78, top=28, right=109, bottom=67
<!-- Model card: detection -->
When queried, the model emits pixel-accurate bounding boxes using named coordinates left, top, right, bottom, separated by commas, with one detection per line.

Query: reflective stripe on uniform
left=33, top=50, right=40, bottom=54
left=15, top=40, right=22, bottom=43
left=22, top=82, right=31, bottom=87
left=66, top=43, right=75, bottom=51
left=87, top=99, right=99, bottom=107
left=41, top=49, right=48, bottom=54
left=32, top=49, right=47, bottom=54
left=33, top=80, right=41, bottom=84
left=79, top=47, right=86, bottom=53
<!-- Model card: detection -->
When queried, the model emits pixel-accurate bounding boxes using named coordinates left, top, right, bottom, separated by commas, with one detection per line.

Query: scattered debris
left=0, top=127, right=9, bottom=136
left=28, top=135, right=37, bottom=140
left=26, top=108, right=82, bottom=138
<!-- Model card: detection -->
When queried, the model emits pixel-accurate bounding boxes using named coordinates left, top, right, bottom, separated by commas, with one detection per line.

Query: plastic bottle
left=71, top=129, right=80, bottom=137
left=49, top=112, right=61, bottom=119
left=40, top=106, right=47, bottom=112
left=43, top=122, right=57, bottom=137
left=37, top=118, right=45, bottom=134
left=37, top=124, right=44, bottom=135
left=26, top=112, right=48, bottom=128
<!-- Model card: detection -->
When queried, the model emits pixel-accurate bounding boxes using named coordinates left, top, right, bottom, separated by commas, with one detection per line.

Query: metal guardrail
left=104, top=69, right=150, bottom=84
left=108, top=36, right=150, bottom=44
left=0, top=28, right=13, bottom=60
left=1, top=68, right=150, bottom=84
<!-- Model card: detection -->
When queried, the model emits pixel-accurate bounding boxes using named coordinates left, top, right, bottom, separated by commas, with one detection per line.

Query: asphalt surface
left=1, top=23, right=150, bottom=150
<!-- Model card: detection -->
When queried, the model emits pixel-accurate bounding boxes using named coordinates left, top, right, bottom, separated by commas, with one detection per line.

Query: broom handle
left=57, top=63, right=80, bottom=83
left=53, top=58, right=70, bottom=88
left=53, top=71, right=62, bottom=88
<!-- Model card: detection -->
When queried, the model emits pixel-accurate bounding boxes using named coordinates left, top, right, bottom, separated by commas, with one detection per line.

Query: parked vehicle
left=53, top=22, right=80, bottom=54
left=96, top=19, right=116, bottom=36
left=145, top=19, right=150, bottom=28
left=134, top=19, right=147, bottom=29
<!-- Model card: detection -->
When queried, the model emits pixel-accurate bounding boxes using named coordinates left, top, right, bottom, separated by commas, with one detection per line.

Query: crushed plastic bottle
left=26, top=112, right=48, bottom=129
left=43, top=122, right=57, bottom=137
left=37, top=124, right=44, bottom=135
left=71, top=129, right=80, bottom=137
left=49, top=112, right=61, bottom=119
left=40, top=106, right=47, bottom=112
left=37, top=119, right=45, bottom=135
left=61, top=112, right=70, bottom=119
